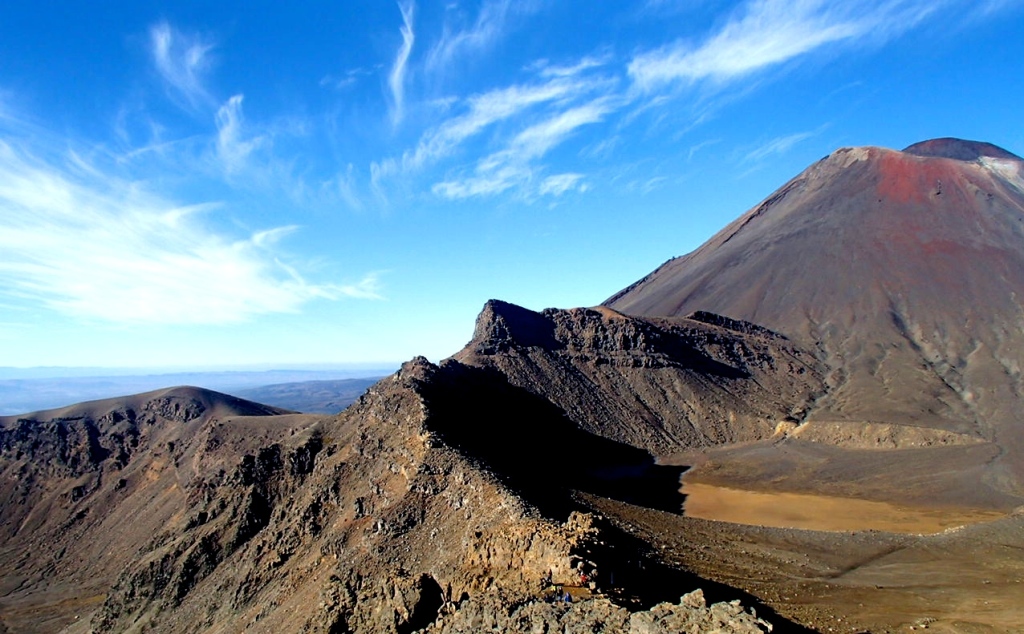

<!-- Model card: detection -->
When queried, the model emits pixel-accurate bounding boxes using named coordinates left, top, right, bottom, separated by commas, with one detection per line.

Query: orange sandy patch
left=681, top=481, right=1006, bottom=534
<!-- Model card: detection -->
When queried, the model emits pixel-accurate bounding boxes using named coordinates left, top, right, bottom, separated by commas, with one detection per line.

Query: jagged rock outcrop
left=425, top=589, right=772, bottom=633
left=0, top=388, right=302, bottom=632
left=454, top=301, right=825, bottom=455
left=84, top=360, right=603, bottom=633
left=3, top=358, right=786, bottom=633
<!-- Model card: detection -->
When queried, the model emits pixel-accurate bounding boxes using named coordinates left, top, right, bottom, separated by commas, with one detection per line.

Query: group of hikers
left=540, top=566, right=594, bottom=604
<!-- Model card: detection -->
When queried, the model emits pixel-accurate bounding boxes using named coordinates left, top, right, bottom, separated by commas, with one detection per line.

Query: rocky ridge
left=424, top=589, right=772, bottom=634
left=454, top=301, right=825, bottom=456
left=1, top=357, right=779, bottom=633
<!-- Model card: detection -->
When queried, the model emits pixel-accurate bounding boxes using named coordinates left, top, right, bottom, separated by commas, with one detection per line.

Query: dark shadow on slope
left=419, top=360, right=686, bottom=518
left=417, top=360, right=815, bottom=633
left=397, top=575, right=445, bottom=634
left=574, top=508, right=817, bottom=634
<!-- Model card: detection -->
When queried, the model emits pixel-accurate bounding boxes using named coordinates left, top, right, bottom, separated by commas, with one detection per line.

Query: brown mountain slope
left=606, top=138, right=1024, bottom=495
left=0, top=386, right=292, bottom=543
left=1, top=364, right=781, bottom=633
left=452, top=300, right=825, bottom=456
left=0, top=387, right=304, bottom=632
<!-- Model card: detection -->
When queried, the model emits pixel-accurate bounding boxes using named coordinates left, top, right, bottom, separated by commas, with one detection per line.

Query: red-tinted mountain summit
left=607, top=138, right=1024, bottom=492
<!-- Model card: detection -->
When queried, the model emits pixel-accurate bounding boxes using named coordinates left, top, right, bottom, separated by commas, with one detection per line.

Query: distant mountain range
left=0, top=367, right=395, bottom=415
left=235, top=377, right=384, bottom=414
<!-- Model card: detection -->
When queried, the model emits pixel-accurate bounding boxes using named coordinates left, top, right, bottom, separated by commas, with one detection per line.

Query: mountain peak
left=606, top=136, right=1024, bottom=456
left=902, top=137, right=1021, bottom=162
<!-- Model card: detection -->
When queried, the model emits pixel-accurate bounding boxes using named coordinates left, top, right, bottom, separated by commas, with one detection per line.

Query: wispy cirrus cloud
left=433, top=96, right=615, bottom=199
left=215, top=95, right=265, bottom=174
left=687, top=138, right=721, bottom=161
left=506, top=99, right=617, bottom=161
left=369, top=70, right=612, bottom=202
left=539, top=173, right=587, bottom=196
left=534, top=55, right=611, bottom=78
left=971, top=0, right=1024, bottom=18
left=425, top=0, right=521, bottom=73
left=743, top=129, right=817, bottom=163
left=150, top=21, right=215, bottom=109
left=375, top=0, right=998, bottom=205
left=628, top=0, right=939, bottom=91
left=333, top=163, right=364, bottom=211
left=320, top=66, right=377, bottom=91
left=0, top=141, right=379, bottom=326
left=389, top=1, right=416, bottom=126
left=403, top=77, right=587, bottom=170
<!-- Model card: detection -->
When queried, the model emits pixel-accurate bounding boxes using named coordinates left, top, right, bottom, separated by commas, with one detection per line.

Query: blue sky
left=1, top=0, right=1022, bottom=371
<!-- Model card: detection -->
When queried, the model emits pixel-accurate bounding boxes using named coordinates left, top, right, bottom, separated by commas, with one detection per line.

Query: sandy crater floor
left=579, top=439, right=1024, bottom=633
left=680, top=481, right=1008, bottom=535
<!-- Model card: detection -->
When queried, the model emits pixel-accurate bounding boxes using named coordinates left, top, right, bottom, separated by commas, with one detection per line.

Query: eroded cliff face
left=86, top=360, right=602, bottom=634
left=454, top=301, right=826, bottom=456
left=0, top=389, right=300, bottom=625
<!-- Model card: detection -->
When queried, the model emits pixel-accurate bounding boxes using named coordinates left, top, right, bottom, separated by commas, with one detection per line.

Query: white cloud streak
left=370, top=69, right=615, bottom=202
left=687, top=138, right=721, bottom=161
left=536, top=55, right=611, bottom=78
left=389, top=1, right=416, bottom=126
left=628, top=0, right=940, bottom=91
left=744, top=130, right=816, bottom=162
left=150, top=21, right=215, bottom=109
left=404, top=78, right=585, bottom=170
left=433, top=97, right=614, bottom=200
left=335, top=163, right=364, bottom=211
left=539, top=173, right=587, bottom=196
left=0, top=142, right=377, bottom=325
left=507, top=100, right=614, bottom=160
left=215, top=95, right=265, bottom=174
left=381, top=0, right=982, bottom=204
left=426, top=0, right=516, bottom=72
left=973, top=0, right=1024, bottom=17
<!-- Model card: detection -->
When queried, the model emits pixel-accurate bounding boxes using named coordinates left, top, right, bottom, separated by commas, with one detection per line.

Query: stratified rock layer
left=454, top=301, right=824, bottom=456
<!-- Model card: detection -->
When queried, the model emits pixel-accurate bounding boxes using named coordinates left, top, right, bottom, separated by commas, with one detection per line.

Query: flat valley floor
left=578, top=442, right=1024, bottom=634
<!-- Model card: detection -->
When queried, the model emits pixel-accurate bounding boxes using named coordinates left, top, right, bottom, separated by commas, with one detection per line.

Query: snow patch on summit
left=979, top=156, right=1024, bottom=185
left=835, top=146, right=872, bottom=167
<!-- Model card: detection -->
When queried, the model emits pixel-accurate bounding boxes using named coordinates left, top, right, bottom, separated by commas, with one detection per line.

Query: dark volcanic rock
left=903, top=137, right=1022, bottom=161
left=13, top=138, right=1024, bottom=634
left=455, top=301, right=825, bottom=455
left=425, top=589, right=771, bottom=634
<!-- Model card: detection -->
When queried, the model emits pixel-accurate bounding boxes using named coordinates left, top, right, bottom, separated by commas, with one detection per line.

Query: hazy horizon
left=0, top=365, right=397, bottom=415
left=0, top=362, right=401, bottom=380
